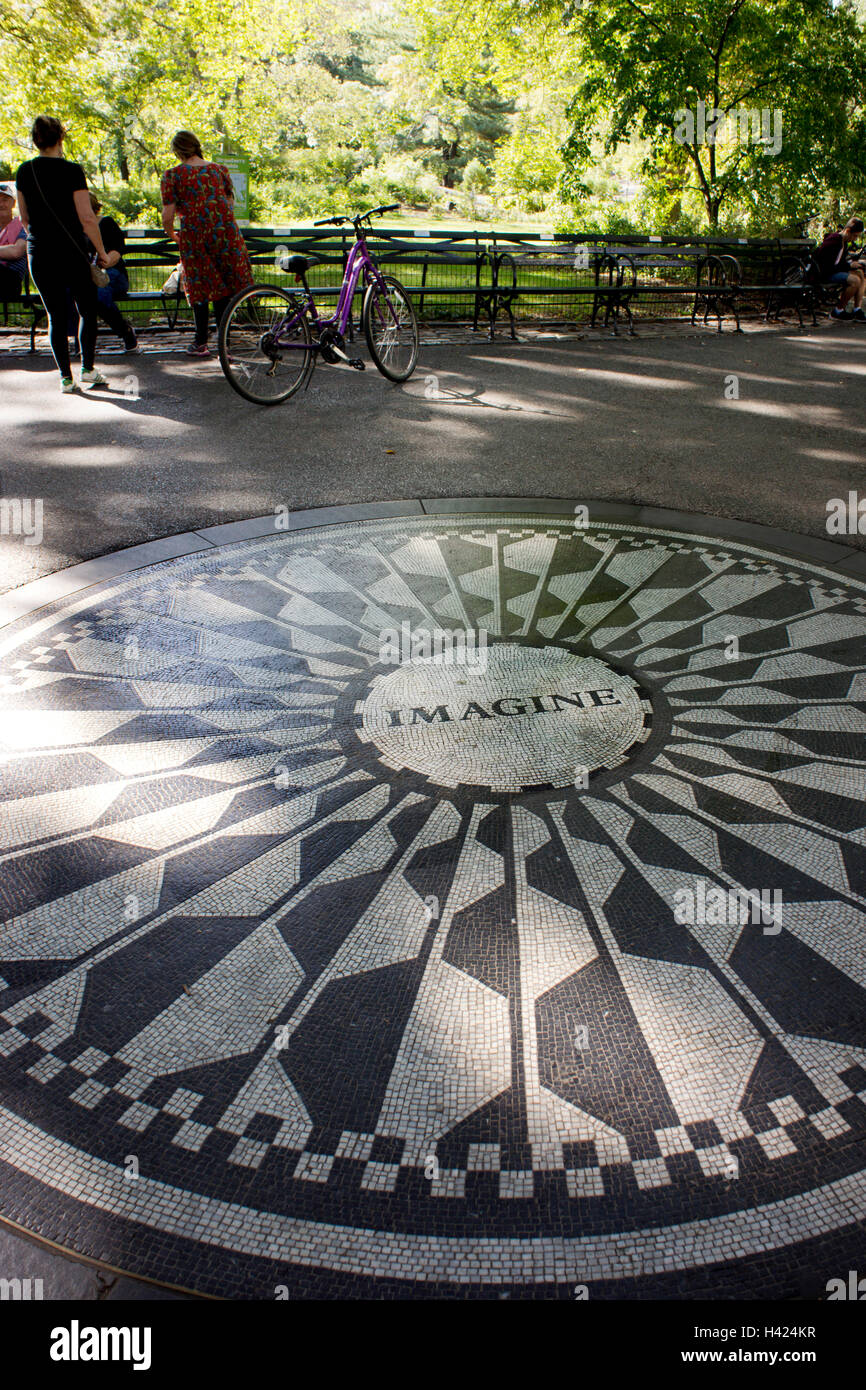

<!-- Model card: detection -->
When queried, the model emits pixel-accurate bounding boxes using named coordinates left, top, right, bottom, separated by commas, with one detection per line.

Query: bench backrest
left=119, top=226, right=486, bottom=294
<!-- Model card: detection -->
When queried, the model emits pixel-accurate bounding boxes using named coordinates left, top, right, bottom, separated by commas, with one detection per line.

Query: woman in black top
left=15, top=115, right=111, bottom=392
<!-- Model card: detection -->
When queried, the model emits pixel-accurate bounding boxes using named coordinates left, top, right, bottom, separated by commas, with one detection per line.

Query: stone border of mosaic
left=2, top=498, right=864, bottom=635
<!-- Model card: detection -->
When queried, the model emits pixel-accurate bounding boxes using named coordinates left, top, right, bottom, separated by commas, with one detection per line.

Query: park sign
left=221, top=154, right=250, bottom=223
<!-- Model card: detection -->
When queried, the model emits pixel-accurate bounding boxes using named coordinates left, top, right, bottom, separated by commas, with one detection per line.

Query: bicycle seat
left=280, top=254, right=321, bottom=275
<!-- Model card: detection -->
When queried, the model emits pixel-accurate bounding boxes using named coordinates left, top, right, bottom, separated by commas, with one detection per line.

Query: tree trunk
left=116, top=134, right=130, bottom=182
left=442, top=140, right=459, bottom=188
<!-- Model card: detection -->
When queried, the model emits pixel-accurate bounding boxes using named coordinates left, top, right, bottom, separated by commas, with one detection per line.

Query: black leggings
left=29, top=255, right=97, bottom=377
left=193, top=296, right=231, bottom=345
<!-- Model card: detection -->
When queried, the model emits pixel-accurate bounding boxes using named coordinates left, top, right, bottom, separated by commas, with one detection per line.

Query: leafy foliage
left=3, top=0, right=866, bottom=231
left=565, top=0, right=866, bottom=227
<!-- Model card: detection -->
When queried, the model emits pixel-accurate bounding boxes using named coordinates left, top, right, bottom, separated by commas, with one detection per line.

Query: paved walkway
left=2, top=319, right=864, bottom=595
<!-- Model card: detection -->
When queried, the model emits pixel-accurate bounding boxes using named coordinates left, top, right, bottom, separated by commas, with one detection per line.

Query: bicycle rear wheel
left=219, top=285, right=313, bottom=405
left=362, top=275, right=419, bottom=382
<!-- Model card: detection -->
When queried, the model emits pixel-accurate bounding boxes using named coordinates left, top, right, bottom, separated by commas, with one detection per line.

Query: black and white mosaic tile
left=0, top=512, right=865, bottom=1298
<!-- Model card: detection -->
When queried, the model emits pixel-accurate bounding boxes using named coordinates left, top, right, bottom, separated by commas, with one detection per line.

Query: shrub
left=98, top=183, right=162, bottom=227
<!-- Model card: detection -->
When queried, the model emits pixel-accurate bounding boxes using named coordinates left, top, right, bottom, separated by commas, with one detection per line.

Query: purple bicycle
left=218, top=204, right=420, bottom=405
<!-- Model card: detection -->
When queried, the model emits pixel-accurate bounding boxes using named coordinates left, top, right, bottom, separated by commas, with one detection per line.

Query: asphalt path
left=1, top=322, right=864, bottom=594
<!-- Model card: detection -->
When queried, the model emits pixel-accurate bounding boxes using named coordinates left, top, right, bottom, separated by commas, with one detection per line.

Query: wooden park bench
left=112, top=230, right=186, bottom=335
left=246, top=226, right=499, bottom=338
left=486, top=232, right=835, bottom=336
left=0, top=231, right=186, bottom=351
left=489, top=238, right=742, bottom=336
left=1, top=221, right=840, bottom=348
left=6, top=224, right=496, bottom=348
left=612, top=244, right=738, bottom=332
left=762, top=245, right=855, bottom=328
left=700, top=242, right=847, bottom=331
left=490, top=239, right=636, bottom=337
left=0, top=261, right=47, bottom=350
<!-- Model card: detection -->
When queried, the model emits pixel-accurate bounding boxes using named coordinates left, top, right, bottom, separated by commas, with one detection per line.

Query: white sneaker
left=79, top=368, right=108, bottom=390
left=60, top=376, right=76, bottom=393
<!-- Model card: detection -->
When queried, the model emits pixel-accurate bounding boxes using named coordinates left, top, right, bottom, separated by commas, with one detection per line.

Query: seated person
left=812, top=217, right=866, bottom=320
left=68, top=192, right=138, bottom=351
left=0, top=181, right=27, bottom=300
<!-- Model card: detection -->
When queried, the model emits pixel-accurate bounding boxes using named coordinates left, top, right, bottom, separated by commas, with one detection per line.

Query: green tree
left=492, top=112, right=565, bottom=212
left=400, top=0, right=866, bottom=230
left=382, top=33, right=513, bottom=188
left=10, top=0, right=861, bottom=231
left=563, top=0, right=866, bottom=228
left=0, top=0, right=98, bottom=167
left=392, top=0, right=575, bottom=208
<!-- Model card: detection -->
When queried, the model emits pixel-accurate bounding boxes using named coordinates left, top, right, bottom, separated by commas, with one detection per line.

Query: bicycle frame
left=276, top=231, right=399, bottom=351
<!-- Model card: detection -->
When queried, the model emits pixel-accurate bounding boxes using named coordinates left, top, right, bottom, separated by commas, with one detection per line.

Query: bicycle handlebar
left=312, top=204, right=401, bottom=229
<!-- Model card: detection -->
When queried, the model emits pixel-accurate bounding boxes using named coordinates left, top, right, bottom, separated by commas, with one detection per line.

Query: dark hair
left=32, top=115, right=66, bottom=150
left=89, top=190, right=102, bottom=214
left=171, top=130, right=203, bottom=161
left=848, top=216, right=864, bottom=235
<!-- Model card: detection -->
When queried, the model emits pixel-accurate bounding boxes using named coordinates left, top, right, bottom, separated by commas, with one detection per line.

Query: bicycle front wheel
left=219, top=285, right=313, bottom=405
left=362, top=275, right=419, bottom=382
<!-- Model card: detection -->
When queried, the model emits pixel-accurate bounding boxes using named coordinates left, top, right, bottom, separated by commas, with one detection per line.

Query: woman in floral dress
left=161, top=131, right=253, bottom=356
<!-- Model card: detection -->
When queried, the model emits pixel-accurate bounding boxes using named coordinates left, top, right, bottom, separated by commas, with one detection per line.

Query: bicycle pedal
left=348, top=358, right=365, bottom=370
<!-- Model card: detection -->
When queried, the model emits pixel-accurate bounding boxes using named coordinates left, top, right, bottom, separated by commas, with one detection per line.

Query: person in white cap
left=0, top=180, right=27, bottom=302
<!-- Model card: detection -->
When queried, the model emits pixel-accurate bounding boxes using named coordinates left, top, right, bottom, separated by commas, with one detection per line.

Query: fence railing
left=2, top=225, right=817, bottom=338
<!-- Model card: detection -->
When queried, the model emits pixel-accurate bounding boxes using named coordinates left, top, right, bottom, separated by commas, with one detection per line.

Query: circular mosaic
left=356, top=644, right=651, bottom=791
left=1, top=510, right=865, bottom=1299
